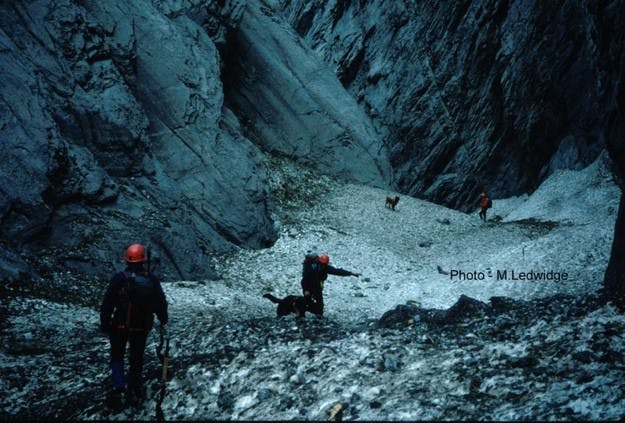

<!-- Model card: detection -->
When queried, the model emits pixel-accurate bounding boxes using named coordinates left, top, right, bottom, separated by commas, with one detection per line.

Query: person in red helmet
left=478, top=192, right=492, bottom=221
left=301, top=252, right=360, bottom=316
left=100, top=244, right=168, bottom=410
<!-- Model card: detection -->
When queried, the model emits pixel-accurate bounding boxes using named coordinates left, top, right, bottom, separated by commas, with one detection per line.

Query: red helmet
left=125, top=244, right=146, bottom=263
left=318, top=253, right=330, bottom=265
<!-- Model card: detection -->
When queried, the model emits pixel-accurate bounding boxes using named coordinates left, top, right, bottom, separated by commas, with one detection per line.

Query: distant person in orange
left=478, top=192, right=492, bottom=221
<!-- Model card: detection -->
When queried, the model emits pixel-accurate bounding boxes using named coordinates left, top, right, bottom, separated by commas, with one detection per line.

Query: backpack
left=123, top=271, right=156, bottom=330
left=302, top=252, right=320, bottom=280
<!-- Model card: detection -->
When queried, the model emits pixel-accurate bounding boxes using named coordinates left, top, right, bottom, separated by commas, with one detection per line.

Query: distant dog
left=263, top=293, right=308, bottom=317
left=385, top=196, right=400, bottom=210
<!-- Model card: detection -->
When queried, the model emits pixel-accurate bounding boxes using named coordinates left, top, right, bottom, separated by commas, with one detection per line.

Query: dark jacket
left=100, top=264, right=168, bottom=332
left=301, top=260, right=353, bottom=292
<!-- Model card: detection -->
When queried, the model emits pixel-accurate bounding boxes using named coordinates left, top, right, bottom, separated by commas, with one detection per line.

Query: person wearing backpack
left=100, top=243, right=168, bottom=410
left=478, top=192, right=492, bottom=221
left=301, top=252, right=360, bottom=316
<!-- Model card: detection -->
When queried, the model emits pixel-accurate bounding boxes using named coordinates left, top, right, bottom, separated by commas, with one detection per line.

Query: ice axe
left=155, top=325, right=169, bottom=422
left=156, top=325, right=169, bottom=381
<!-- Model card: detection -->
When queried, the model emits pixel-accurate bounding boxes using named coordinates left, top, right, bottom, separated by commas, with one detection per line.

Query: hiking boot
left=106, top=388, right=124, bottom=412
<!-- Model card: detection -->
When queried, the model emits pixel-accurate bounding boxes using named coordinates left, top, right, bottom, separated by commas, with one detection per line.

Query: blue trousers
left=109, top=329, right=149, bottom=391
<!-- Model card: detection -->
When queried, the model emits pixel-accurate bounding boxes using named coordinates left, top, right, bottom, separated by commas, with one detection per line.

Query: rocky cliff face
left=0, top=0, right=390, bottom=282
left=220, top=2, right=391, bottom=187
left=273, top=0, right=624, bottom=209
left=0, top=0, right=274, bottom=282
left=1, top=0, right=624, bottom=285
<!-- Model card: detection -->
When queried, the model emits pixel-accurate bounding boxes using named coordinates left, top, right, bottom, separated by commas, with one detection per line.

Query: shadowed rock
left=276, top=1, right=625, bottom=210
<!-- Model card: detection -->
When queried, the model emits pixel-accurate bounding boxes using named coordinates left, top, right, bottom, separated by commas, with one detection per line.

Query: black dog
left=263, top=293, right=308, bottom=317
left=385, top=196, right=400, bottom=210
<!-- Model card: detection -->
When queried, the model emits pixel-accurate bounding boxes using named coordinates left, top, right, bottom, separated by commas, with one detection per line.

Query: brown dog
left=385, top=196, right=400, bottom=210
left=263, top=293, right=308, bottom=317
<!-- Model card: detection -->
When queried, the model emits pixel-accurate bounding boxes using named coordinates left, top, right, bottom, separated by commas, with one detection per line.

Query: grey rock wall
left=0, top=0, right=392, bottom=283
left=0, top=0, right=277, bottom=282
left=220, top=2, right=392, bottom=187
left=273, top=0, right=624, bottom=210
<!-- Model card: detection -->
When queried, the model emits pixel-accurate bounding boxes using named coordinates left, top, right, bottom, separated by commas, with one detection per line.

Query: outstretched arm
left=327, top=265, right=360, bottom=277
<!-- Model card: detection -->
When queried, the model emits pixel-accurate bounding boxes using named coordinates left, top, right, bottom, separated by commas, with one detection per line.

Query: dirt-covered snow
left=1, top=153, right=623, bottom=421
